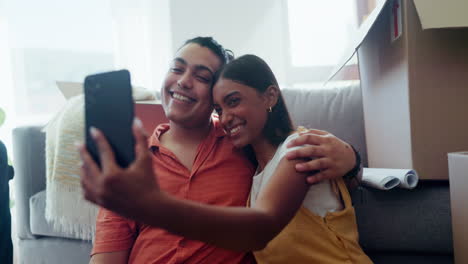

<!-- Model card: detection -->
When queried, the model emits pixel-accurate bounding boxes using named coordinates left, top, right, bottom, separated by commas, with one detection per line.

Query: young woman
left=80, top=53, right=371, bottom=263
left=207, top=54, right=371, bottom=263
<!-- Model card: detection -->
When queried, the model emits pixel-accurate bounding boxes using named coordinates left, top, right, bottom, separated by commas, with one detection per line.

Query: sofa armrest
left=13, top=125, right=47, bottom=239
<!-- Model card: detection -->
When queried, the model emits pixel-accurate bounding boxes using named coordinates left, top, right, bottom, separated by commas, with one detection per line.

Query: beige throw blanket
left=44, top=95, right=97, bottom=241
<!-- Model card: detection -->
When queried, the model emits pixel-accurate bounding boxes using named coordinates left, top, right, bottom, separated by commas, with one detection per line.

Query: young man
left=79, top=37, right=359, bottom=264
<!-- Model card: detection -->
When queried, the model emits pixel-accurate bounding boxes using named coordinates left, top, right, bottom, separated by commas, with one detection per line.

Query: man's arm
left=89, top=251, right=130, bottom=264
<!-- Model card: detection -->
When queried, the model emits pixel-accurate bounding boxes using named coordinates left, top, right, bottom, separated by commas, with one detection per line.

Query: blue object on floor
left=1, top=140, right=14, bottom=264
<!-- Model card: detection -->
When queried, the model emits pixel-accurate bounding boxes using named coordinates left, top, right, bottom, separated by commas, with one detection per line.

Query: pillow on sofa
left=281, top=81, right=367, bottom=166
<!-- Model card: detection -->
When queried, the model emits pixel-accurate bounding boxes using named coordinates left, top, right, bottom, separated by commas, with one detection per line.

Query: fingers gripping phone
left=84, top=69, right=135, bottom=168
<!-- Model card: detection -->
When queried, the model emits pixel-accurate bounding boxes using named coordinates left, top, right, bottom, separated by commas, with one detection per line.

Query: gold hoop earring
left=268, top=107, right=272, bottom=113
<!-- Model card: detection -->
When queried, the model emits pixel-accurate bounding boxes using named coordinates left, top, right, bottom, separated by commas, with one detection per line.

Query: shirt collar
left=148, top=116, right=226, bottom=150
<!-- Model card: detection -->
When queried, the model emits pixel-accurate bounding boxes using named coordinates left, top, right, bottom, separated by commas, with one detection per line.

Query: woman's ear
left=263, top=85, right=280, bottom=109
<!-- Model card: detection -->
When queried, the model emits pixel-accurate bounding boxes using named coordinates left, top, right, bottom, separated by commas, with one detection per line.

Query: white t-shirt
left=250, top=133, right=343, bottom=217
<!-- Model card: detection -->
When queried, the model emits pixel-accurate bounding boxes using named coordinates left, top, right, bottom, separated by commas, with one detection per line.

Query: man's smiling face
left=161, top=43, right=222, bottom=128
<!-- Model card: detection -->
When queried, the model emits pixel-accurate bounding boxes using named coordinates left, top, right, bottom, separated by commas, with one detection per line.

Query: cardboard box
left=448, top=152, right=468, bottom=264
left=56, top=81, right=167, bottom=134
left=335, top=0, right=468, bottom=179
left=134, top=100, right=167, bottom=134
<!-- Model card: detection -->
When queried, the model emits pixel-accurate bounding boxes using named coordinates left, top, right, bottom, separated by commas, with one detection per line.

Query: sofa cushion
left=282, top=81, right=368, bottom=166
left=29, top=190, right=87, bottom=240
left=18, top=237, right=92, bottom=264
left=350, top=181, right=453, bottom=254
left=13, top=125, right=47, bottom=239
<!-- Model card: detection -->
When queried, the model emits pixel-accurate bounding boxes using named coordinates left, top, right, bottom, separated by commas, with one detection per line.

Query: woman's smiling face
left=213, top=78, right=270, bottom=148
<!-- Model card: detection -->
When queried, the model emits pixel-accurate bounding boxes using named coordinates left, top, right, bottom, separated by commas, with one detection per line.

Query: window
left=287, top=0, right=358, bottom=67
left=1, top=0, right=172, bottom=126
left=5, top=0, right=115, bottom=123
left=285, top=0, right=363, bottom=87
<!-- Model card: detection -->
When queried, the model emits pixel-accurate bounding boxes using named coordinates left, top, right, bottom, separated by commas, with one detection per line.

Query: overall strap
left=333, top=178, right=352, bottom=209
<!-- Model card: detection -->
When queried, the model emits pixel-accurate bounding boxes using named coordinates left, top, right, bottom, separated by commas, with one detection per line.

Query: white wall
left=168, top=0, right=289, bottom=84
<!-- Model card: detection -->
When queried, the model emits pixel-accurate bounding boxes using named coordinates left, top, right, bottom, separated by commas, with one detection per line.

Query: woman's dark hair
left=181, top=36, right=234, bottom=66
left=218, top=54, right=294, bottom=146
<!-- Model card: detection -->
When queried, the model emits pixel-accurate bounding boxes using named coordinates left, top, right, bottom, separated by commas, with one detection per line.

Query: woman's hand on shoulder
left=285, top=129, right=356, bottom=184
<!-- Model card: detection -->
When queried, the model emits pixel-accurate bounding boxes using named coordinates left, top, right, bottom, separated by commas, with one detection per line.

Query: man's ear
left=263, top=85, right=280, bottom=109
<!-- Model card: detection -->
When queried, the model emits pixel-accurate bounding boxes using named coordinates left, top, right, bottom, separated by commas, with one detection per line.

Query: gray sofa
left=13, top=82, right=453, bottom=263
left=13, top=125, right=92, bottom=264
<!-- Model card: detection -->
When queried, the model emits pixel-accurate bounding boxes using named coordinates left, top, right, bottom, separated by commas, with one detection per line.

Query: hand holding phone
left=84, top=69, right=135, bottom=168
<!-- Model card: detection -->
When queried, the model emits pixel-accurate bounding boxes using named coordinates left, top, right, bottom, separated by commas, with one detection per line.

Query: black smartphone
left=84, top=69, right=135, bottom=168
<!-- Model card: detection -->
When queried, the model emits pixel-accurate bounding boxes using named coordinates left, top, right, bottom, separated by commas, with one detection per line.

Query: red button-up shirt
left=92, top=118, right=256, bottom=264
